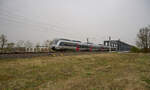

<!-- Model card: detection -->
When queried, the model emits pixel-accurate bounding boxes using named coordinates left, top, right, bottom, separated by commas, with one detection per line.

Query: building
left=104, top=40, right=133, bottom=51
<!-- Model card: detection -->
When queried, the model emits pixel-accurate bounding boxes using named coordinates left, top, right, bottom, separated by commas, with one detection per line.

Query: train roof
left=54, top=38, right=81, bottom=43
left=57, top=38, right=71, bottom=41
left=71, top=40, right=81, bottom=43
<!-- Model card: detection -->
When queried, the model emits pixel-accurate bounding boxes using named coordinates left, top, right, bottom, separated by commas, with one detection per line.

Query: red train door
left=101, top=47, right=104, bottom=51
left=90, top=45, right=92, bottom=52
left=76, top=44, right=79, bottom=51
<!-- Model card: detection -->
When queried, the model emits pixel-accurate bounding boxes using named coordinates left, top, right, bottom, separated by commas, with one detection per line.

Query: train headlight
left=51, top=47, right=56, bottom=50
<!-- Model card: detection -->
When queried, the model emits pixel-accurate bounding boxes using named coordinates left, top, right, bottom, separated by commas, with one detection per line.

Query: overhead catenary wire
left=0, top=7, right=104, bottom=42
left=0, top=15, right=79, bottom=40
left=0, top=7, right=85, bottom=38
left=1, top=7, right=91, bottom=37
left=0, top=11, right=81, bottom=39
left=0, top=11, right=69, bottom=34
left=0, top=8, right=65, bottom=29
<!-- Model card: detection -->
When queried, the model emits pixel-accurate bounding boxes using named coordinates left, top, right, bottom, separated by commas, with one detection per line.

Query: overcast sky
left=0, top=0, right=150, bottom=45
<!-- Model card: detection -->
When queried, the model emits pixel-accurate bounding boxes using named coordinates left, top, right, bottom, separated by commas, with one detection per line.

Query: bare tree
left=149, top=25, right=150, bottom=48
left=24, top=41, right=33, bottom=48
left=0, top=34, right=7, bottom=52
left=7, top=43, right=15, bottom=48
left=43, top=40, right=51, bottom=47
left=16, top=40, right=24, bottom=47
left=16, top=40, right=26, bottom=52
left=136, top=26, right=150, bottom=52
left=36, top=42, right=40, bottom=52
left=7, top=42, right=15, bottom=52
left=43, top=40, right=52, bottom=52
left=36, top=42, right=40, bottom=48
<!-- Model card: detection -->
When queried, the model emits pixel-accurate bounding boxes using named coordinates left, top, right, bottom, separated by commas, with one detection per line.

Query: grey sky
left=0, top=0, right=150, bottom=45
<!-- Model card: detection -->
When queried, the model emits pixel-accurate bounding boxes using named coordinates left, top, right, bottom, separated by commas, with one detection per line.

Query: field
left=0, top=53, right=150, bottom=90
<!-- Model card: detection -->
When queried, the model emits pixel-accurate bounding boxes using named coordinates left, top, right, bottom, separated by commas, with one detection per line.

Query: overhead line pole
left=109, top=36, right=111, bottom=52
left=87, top=38, right=89, bottom=44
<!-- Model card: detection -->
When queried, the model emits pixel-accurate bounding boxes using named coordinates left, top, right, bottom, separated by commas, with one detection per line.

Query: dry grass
left=0, top=53, right=150, bottom=90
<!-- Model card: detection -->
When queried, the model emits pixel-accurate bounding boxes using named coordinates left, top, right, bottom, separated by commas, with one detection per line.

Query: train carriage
left=50, top=38, right=115, bottom=52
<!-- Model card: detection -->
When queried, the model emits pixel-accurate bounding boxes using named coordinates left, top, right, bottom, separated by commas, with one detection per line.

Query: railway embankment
left=0, top=52, right=108, bottom=59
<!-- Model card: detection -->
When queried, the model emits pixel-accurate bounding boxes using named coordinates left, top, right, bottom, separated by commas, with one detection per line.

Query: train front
left=50, top=39, right=59, bottom=51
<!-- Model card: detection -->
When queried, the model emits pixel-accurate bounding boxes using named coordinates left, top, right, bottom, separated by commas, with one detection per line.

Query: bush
left=131, top=47, right=150, bottom=53
left=130, top=46, right=140, bottom=53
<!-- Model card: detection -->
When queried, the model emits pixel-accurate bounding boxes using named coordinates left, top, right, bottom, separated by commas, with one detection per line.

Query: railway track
left=0, top=52, right=50, bottom=59
left=0, top=51, right=108, bottom=59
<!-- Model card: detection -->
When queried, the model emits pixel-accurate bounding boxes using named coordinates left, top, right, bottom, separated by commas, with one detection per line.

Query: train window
left=82, top=45, right=84, bottom=48
left=77, top=45, right=81, bottom=48
left=59, top=42, right=77, bottom=47
left=83, top=45, right=86, bottom=48
left=72, top=43, right=77, bottom=47
left=64, top=42, right=70, bottom=46
left=60, top=42, right=65, bottom=46
left=85, top=45, right=88, bottom=48
left=68, top=43, right=72, bottom=46
left=80, top=45, right=88, bottom=48
left=67, top=43, right=72, bottom=46
left=52, top=40, right=59, bottom=44
left=68, top=43, right=77, bottom=47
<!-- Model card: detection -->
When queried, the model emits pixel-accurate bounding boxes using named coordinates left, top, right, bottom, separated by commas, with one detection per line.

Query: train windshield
left=52, top=39, right=59, bottom=45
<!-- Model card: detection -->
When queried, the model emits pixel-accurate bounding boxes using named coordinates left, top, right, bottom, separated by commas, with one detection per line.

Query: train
left=50, top=38, right=117, bottom=52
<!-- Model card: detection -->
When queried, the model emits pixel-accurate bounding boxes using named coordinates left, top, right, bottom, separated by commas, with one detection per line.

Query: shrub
left=130, top=46, right=140, bottom=53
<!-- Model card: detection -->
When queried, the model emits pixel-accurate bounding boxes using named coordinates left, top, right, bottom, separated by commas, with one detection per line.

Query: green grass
left=0, top=53, right=150, bottom=90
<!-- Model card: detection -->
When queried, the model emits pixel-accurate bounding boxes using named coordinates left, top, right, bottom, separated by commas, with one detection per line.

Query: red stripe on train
left=90, top=45, right=92, bottom=52
left=76, top=44, right=79, bottom=51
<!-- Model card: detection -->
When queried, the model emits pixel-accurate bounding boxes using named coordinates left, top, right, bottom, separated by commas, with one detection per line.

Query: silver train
left=50, top=38, right=116, bottom=51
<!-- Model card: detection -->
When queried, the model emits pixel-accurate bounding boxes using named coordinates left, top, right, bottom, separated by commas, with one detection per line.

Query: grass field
left=0, top=53, right=150, bottom=90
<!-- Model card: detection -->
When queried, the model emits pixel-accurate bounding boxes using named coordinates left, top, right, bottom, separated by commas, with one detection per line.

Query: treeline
left=1, top=25, right=150, bottom=53
left=131, top=25, right=150, bottom=53
left=0, top=34, right=52, bottom=53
